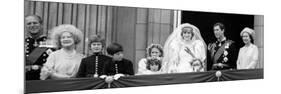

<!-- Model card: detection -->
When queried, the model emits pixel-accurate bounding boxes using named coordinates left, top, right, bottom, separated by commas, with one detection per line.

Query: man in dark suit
left=207, top=22, right=238, bottom=70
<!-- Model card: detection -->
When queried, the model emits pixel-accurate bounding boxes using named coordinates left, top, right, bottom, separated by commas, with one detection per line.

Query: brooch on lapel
left=225, top=43, right=229, bottom=49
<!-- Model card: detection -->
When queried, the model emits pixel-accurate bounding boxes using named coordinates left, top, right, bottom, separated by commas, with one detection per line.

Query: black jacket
left=76, top=53, right=111, bottom=77
left=102, top=58, right=134, bottom=76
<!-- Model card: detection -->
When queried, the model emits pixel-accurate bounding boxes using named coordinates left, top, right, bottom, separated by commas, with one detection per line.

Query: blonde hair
left=50, top=24, right=83, bottom=48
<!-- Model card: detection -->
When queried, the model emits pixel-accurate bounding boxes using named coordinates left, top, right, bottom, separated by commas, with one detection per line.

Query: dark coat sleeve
left=228, top=42, right=238, bottom=69
left=207, top=43, right=214, bottom=71
left=101, top=60, right=110, bottom=75
left=125, top=60, right=135, bottom=75
left=76, top=59, right=86, bottom=77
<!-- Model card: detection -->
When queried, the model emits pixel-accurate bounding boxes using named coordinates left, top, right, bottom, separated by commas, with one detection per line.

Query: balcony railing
left=25, top=69, right=263, bottom=93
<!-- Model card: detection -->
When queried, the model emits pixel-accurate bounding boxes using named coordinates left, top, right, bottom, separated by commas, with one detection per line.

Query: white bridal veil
left=161, top=23, right=207, bottom=73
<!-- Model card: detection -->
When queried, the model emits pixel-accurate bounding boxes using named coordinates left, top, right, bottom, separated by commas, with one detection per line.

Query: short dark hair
left=106, top=43, right=123, bottom=55
left=88, top=35, right=105, bottom=47
left=25, top=14, right=43, bottom=24
left=146, top=58, right=161, bottom=71
left=213, top=22, right=225, bottom=31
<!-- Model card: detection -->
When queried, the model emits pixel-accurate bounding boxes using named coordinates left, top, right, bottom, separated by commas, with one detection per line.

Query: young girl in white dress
left=137, top=44, right=163, bottom=75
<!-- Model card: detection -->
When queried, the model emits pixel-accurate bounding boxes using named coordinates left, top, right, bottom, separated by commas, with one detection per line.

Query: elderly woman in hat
left=236, top=27, right=259, bottom=69
left=40, top=24, right=84, bottom=80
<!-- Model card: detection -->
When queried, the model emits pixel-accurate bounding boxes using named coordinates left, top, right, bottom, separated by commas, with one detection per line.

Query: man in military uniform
left=25, top=15, right=55, bottom=80
left=207, top=22, right=238, bottom=70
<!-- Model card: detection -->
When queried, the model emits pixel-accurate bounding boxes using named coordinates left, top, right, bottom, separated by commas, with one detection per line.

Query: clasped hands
left=25, top=65, right=40, bottom=71
left=100, top=74, right=125, bottom=84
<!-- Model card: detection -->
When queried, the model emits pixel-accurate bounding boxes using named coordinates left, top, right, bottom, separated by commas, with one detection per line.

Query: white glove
left=113, top=74, right=125, bottom=80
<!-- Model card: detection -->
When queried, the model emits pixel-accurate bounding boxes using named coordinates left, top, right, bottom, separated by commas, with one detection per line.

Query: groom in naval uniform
left=207, top=22, right=238, bottom=70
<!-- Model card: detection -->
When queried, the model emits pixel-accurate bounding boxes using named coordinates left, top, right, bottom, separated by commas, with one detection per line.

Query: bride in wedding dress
left=161, top=23, right=207, bottom=73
